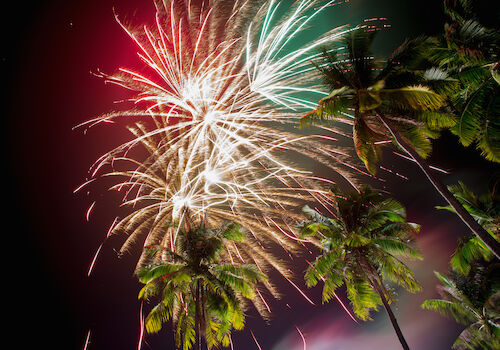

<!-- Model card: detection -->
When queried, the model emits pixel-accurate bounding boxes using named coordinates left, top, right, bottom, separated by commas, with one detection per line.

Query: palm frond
left=450, top=236, right=493, bottom=275
left=353, top=116, right=384, bottom=175
left=476, top=87, right=500, bottom=162
left=145, top=301, right=172, bottom=333
left=321, top=269, right=345, bottom=303
left=218, top=222, right=246, bottom=242
left=137, top=263, right=185, bottom=283
left=381, top=85, right=445, bottom=111
left=345, top=277, right=381, bottom=321
left=306, top=250, right=343, bottom=287
left=421, top=299, right=475, bottom=324
left=377, top=254, right=422, bottom=293
left=343, top=28, right=378, bottom=88
left=414, top=109, right=457, bottom=129
left=373, top=238, right=422, bottom=260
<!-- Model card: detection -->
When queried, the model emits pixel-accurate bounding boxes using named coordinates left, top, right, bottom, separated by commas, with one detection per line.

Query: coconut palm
left=422, top=264, right=500, bottom=349
left=428, top=0, right=500, bottom=163
left=437, top=181, right=499, bottom=274
left=300, top=27, right=500, bottom=258
left=137, top=222, right=268, bottom=350
left=300, top=186, right=422, bottom=350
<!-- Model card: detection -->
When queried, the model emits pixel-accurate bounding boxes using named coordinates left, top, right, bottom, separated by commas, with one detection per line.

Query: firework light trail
left=77, top=0, right=362, bottom=264
left=76, top=1, right=371, bottom=339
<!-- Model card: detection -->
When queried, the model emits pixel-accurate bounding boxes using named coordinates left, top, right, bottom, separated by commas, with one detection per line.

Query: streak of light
left=88, top=242, right=104, bottom=277
left=250, top=330, right=262, bottom=350
left=138, top=301, right=145, bottom=350
left=256, top=288, right=272, bottom=314
left=73, top=178, right=96, bottom=194
left=393, top=151, right=449, bottom=174
left=86, top=201, right=96, bottom=222
left=83, top=330, right=91, bottom=350
left=296, top=326, right=307, bottom=350
left=281, top=273, right=316, bottom=305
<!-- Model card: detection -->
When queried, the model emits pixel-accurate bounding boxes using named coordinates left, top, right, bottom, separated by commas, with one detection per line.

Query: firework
left=77, top=0, right=363, bottom=299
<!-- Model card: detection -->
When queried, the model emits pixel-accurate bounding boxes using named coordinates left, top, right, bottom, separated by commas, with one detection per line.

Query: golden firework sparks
left=77, top=0, right=364, bottom=312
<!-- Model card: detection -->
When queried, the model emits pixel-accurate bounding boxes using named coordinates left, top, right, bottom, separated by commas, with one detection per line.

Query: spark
left=250, top=330, right=262, bottom=350
left=73, top=178, right=96, bottom=194
left=83, top=330, right=91, bottom=350
left=86, top=201, right=96, bottom=222
left=138, top=301, right=145, bottom=350
left=87, top=242, right=104, bottom=277
left=393, top=151, right=449, bottom=174
left=281, top=273, right=316, bottom=305
left=256, top=288, right=272, bottom=314
left=296, top=326, right=307, bottom=350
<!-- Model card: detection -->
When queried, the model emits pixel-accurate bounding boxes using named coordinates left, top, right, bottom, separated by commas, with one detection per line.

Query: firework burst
left=77, top=0, right=363, bottom=295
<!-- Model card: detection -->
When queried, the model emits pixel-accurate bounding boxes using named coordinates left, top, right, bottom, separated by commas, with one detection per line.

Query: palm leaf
left=414, top=110, right=457, bottom=129
left=450, top=236, right=493, bottom=275
left=219, top=222, right=246, bottom=242
left=343, top=28, right=377, bottom=88
left=137, top=263, right=184, bottom=283
left=452, top=79, right=490, bottom=146
left=345, top=277, right=381, bottom=321
left=305, top=250, right=343, bottom=287
left=380, top=85, right=445, bottom=111
left=373, top=238, right=422, bottom=260
left=476, top=87, right=500, bottom=162
left=421, top=299, right=475, bottom=324
left=353, top=116, right=383, bottom=175
left=145, top=301, right=172, bottom=333
left=321, top=269, right=345, bottom=303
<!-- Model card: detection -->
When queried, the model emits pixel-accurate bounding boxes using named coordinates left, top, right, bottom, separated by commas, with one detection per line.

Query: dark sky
left=3, top=1, right=498, bottom=349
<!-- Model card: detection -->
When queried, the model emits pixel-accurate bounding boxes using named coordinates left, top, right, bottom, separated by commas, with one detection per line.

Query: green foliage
left=300, top=28, right=449, bottom=174
left=137, top=222, right=267, bottom=350
left=449, top=236, right=493, bottom=275
left=422, top=263, right=500, bottom=349
left=299, top=185, right=422, bottom=321
left=426, top=0, right=500, bottom=162
left=437, top=181, right=499, bottom=274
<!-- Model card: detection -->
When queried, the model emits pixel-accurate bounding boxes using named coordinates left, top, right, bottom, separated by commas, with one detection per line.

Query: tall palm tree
left=300, top=28, right=500, bottom=259
left=428, top=0, right=500, bottom=162
left=137, top=222, right=268, bottom=350
left=300, top=186, right=422, bottom=350
left=437, top=181, right=499, bottom=274
left=422, top=264, right=500, bottom=349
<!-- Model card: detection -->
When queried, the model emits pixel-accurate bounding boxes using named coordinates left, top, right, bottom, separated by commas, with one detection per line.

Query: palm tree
left=437, top=181, right=499, bottom=274
left=300, top=186, right=422, bottom=350
left=137, top=222, right=268, bottom=350
left=422, top=264, right=500, bottom=349
left=428, top=0, right=500, bottom=162
left=300, top=27, right=500, bottom=259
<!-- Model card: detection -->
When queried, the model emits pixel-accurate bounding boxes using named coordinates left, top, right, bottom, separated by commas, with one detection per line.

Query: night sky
left=3, top=1, right=498, bottom=349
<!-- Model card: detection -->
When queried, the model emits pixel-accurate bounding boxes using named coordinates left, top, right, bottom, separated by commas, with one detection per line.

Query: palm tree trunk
left=379, top=117, right=500, bottom=259
left=195, top=283, right=202, bottom=350
left=360, top=254, right=410, bottom=350
left=370, top=276, right=410, bottom=350
left=172, top=322, right=177, bottom=350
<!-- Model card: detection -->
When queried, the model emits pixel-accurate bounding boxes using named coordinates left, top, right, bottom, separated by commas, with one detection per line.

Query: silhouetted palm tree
left=300, top=186, right=422, bottom=350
